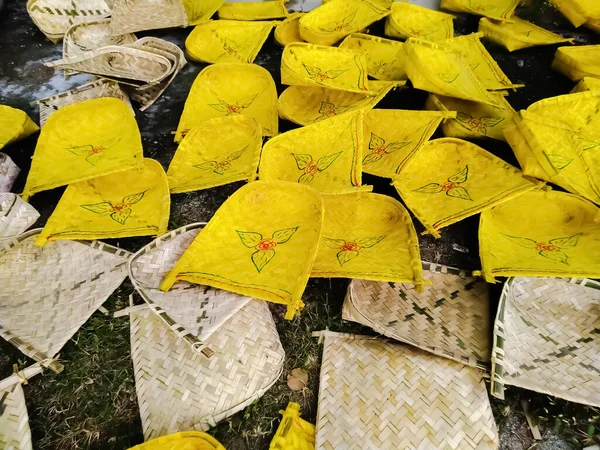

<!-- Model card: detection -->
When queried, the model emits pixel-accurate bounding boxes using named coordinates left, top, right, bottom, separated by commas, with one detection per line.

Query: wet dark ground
left=0, top=0, right=599, bottom=449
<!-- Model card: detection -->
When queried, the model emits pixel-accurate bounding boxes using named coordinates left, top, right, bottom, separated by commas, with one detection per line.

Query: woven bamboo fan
left=45, top=46, right=173, bottom=85
left=129, top=224, right=252, bottom=357
left=0, top=381, right=32, bottom=450
left=441, top=0, right=519, bottom=21
left=26, top=0, right=111, bottom=43
left=34, top=79, right=133, bottom=127
left=131, top=300, right=285, bottom=439
left=129, top=432, right=226, bottom=450
left=110, top=0, right=188, bottom=35
left=571, top=76, right=600, bottom=93
left=63, top=19, right=137, bottom=76
left=278, top=80, right=399, bottom=126
left=552, top=45, right=600, bottom=81
left=342, top=262, right=491, bottom=369
left=0, top=105, right=39, bottom=150
left=315, top=332, right=499, bottom=449
left=127, top=37, right=186, bottom=111
left=339, top=33, right=406, bottom=82
left=217, top=0, right=288, bottom=21
left=0, top=152, right=20, bottom=193
left=0, top=229, right=130, bottom=372
left=491, top=277, right=600, bottom=407
left=0, top=193, right=40, bottom=240
left=385, top=2, right=454, bottom=42
left=274, top=12, right=306, bottom=46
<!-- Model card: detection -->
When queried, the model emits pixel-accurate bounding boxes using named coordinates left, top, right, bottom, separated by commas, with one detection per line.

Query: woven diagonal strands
left=0, top=153, right=20, bottom=193
left=491, top=277, right=600, bottom=407
left=0, top=194, right=40, bottom=240
left=129, top=224, right=252, bottom=356
left=342, top=262, right=491, bottom=369
left=0, top=229, right=130, bottom=372
left=26, top=0, right=111, bottom=43
left=34, top=79, right=133, bottom=127
left=131, top=300, right=285, bottom=439
left=315, top=332, right=499, bottom=450
left=0, top=382, right=32, bottom=450
left=110, top=0, right=188, bottom=35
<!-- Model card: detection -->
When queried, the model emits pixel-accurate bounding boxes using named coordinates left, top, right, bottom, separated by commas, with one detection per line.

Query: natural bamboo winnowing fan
left=298, top=0, right=391, bottom=46
left=362, top=109, right=452, bottom=178
left=403, top=38, right=501, bottom=106
left=259, top=110, right=364, bottom=193
left=0, top=153, right=20, bottom=193
left=0, top=194, right=40, bottom=240
left=476, top=190, right=600, bottom=282
left=109, top=0, right=188, bottom=35
left=185, top=20, right=276, bottom=64
left=311, top=192, right=424, bottom=290
left=339, top=33, right=406, bottom=81
left=441, top=0, right=519, bottom=21
left=0, top=105, right=39, bottom=150
left=167, top=116, right=262, bottom=193
left=160, top=181, right=323, bottom=319
left=278, top=80, right=400, bottom=126
left=0, top=380, right=32, bottom=450
left=385, top=2, right=454, bottom=42
left=35, top=158, right=169, bottom=246
left=175, top=63, right=278, bottom=141
left=393, top=138, right=539, bottom=237
left=22, top=98, right=143, bottom=201
left=281, top=43, right=370, bottom=95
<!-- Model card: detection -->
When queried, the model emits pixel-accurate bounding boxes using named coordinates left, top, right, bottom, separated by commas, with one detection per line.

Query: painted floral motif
left=303, top=64, right=346, bottom=83
left=578, top=137, right=600, bottom=151
left=208, top=94, right=258, bottom=115
left=237, top=227, right=299, bottom=272
left=322, top=235, right=386, bottom=266
left=218, top=38, right=245, bottom=61
left=545, top=152, right=573, bottom=171
left=315, top=101, right=349, bottom=122
left=438, top=73, right=460, bottom=83
left=456, top=113, right=504, bottom=135
left=371, top=59, right=396, bottom=77
left=194, top=146, right=246, bottom=175
left=503, top=233, right=581, bottom=265
left=292, top=152, right=342, bottom=184
left=318, top=11, right=357, bottom=32
left=80, top=191, right=146, bottom=225
left=413, top=165, right=473, bottom=201
left=363, top=133, right=410, bottom=165
left=66, top=139, right=121, bottom=166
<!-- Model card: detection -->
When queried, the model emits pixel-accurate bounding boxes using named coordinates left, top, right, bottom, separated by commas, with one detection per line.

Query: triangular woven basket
left=0, top=152, right=20, bottom=193
left=0, top=229, right=130, bottom=372
left=131, top=300, right=285, bottom=439
left=129, top=224, right=253, bottom=357
left=0, top=193, right=40, bottom=240
left=315, top=332, right=499, bottom=450
left=491, top=277, right=600, bottom=407
left=0, top=381, right=32, bottom=450
left=342, top=261, right=491, bottom=369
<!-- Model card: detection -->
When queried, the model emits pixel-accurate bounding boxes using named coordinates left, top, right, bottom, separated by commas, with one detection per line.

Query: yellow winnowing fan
left=571, top=77, right=600, bottom=93
left=275, top=12, right=306, bottom=46
left=0, top=105, right=39, bottom=150
left=479, top=17, right=574, bottom=52
left=385, top=2, right=454, bottom=42
left=475, top=190, right=600, bottom=283
left=552, top=45, right=600, bottom=81
left=259, top=110, right=364, bottom=193
left=362, top=109, right=454, bottom=178
left=35, top=158, right=169, bottom=246
left=550, top=0, right=600, bottom=31
left=175, top=63, right=278, bottom=142
left=298, top=0, right=391, bottom=46
left=403, top=38, right=501, bottom=106
left=425, top=93, right=517, bottom=141
left=393, top=138, right=540, bottom=238
left=182, top=0, right=225, bottom=26
left=218, top=1, right=288, bottom=20
left=185, top=20, right=275, bottom=64
left=311, top=192, right=425, bottom=290
left=339, top=33, right=406, bottom=81
left=128, top=431, right=225, bottom=450
left=440, top=0, right=519, bottom=20
left=270, top=403, right=315, bottom=450
left=442, top=33, right=520, bottom=90
left=167, top=116, right=262, bottom=193
left=281, top=43, right=371, bottom=95
left=22, top=98, right=143, bottom=201
left=160, top=180, right=323, bottom=320
left=278, top=80, right=401, bottom=126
